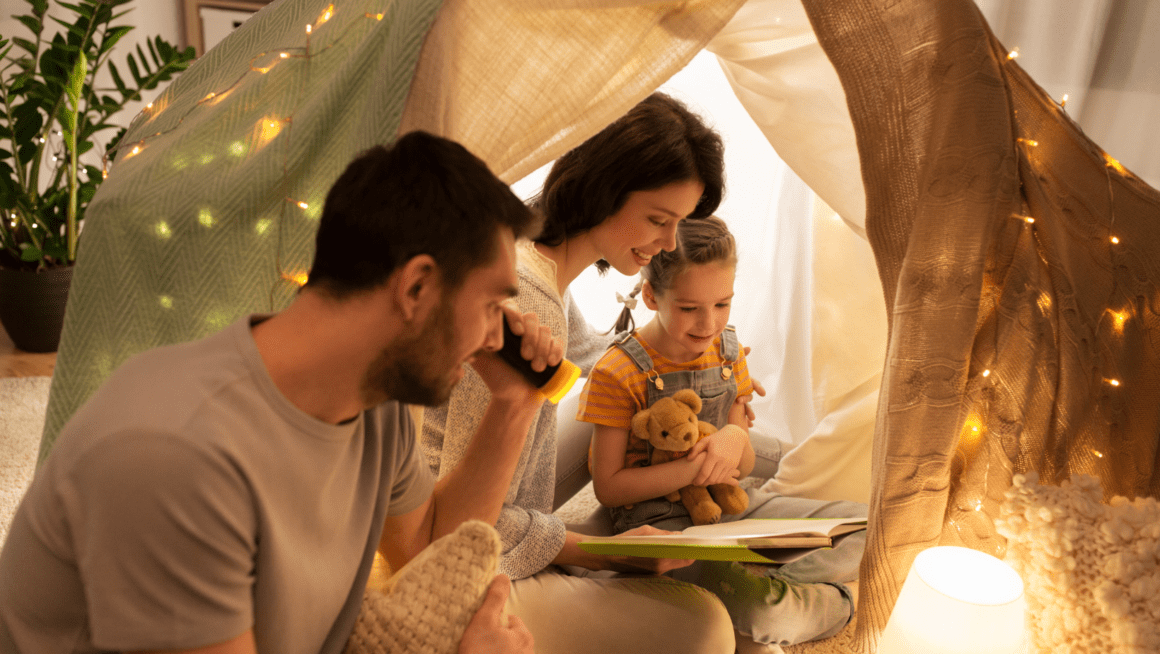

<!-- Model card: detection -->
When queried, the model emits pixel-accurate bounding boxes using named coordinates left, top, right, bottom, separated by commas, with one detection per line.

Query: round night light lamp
left=878, top=546, right=1027, bottom=654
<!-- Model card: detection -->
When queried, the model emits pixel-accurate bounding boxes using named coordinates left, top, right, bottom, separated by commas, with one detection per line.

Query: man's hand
left=471, top=301, right=564, bottom=403
left=459, top=575, right=534, bottom=654
left=687, top=426, right=747, bottom=486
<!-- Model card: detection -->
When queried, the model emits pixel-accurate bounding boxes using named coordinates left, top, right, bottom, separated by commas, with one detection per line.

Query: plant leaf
left=15, top=15, right=43, bottom=37
left=98, top=24, right=133, bottom=56
left=20, top=245, right=43, bottom=262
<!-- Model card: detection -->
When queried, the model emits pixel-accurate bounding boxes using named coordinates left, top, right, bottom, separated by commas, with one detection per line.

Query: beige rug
left=0, top=376, right=50, bottom=546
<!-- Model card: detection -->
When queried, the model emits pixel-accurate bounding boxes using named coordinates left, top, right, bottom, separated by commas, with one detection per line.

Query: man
left=0, top=132, right=552, bottom=654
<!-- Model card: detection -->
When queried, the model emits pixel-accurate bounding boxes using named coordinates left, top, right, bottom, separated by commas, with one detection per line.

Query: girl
left=578, top=216, right=867, bottom=647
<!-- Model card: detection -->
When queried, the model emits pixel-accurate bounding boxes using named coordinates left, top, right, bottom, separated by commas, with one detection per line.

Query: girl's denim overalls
left=607, top=326, right=740, bottom=533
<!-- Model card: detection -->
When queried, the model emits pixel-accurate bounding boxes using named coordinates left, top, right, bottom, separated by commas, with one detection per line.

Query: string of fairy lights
left=101, top=3, right=391, bottom=302
left=949, top=42, right=1137, bottom=546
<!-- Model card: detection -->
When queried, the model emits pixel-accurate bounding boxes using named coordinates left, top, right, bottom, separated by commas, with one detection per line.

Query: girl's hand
left=688, top=425, right=748, bottom=486
left=728, top=394, right=755, bottom=429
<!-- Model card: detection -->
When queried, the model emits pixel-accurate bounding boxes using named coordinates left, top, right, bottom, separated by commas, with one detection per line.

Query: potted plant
left=0, top=0, right=195, bottom=351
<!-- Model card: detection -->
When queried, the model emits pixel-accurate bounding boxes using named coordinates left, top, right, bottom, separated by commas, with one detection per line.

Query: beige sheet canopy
left=43, top=0, right=1160, bottom=650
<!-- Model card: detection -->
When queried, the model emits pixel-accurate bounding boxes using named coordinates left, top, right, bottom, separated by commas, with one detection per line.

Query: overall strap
left=612, top=331, right=655, bottom=372
left=719, top=325, right=740, bottom=362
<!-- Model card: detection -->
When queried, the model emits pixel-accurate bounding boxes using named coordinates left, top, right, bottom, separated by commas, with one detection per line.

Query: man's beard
left=361, top=298, right=467, bottom=407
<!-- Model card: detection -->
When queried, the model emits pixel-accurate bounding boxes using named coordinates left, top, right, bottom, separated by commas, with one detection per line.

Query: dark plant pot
left=0, top=265, right=73, bottom=353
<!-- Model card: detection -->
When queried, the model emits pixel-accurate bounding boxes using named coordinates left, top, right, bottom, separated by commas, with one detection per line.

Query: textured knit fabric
left=798, top=0, right=1160, bottom=648
left=0, top=315, right=433, bottom=654
left=40, top=0, right=446, bottom=459
left=345, top=520, right=501, bottom=654
left=421, top=240, right=611, bottom=580
left=997, top=473, right=1160, bottom=653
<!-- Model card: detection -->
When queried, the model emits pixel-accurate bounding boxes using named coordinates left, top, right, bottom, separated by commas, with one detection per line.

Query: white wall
left=1, top=1, right=182, bottom=171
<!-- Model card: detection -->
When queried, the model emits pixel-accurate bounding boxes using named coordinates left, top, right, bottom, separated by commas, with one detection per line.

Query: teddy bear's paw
left=691, top=504, right=723, bottom=526
left=710, top=485, right=749, bottom=515
left=345, top=520, right=501, bottom=654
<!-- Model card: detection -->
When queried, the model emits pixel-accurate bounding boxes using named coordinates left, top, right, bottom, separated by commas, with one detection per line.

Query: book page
left=681, top=517, right=866, bottom=539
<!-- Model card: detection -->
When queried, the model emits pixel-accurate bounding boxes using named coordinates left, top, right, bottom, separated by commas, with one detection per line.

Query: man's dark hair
left=306, top=131, right=540, bottom=296
left=531, top=92, right=725, bottom=272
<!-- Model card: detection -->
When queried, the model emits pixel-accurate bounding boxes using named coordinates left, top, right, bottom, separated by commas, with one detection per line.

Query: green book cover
left=578, top=517, right=867, bottom=564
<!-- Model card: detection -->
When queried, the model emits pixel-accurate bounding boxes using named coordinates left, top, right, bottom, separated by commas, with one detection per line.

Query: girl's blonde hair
left=612, top=215, right=737, bottom=333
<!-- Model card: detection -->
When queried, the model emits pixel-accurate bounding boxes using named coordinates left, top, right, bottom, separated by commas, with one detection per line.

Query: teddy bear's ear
left=631, top=409, right=652, bottom=440
left=673, top=389, right=702, bottom=414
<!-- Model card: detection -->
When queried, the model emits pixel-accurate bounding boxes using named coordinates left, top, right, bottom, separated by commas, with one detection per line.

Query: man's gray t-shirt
left=0, top=315, right=435, bottom=653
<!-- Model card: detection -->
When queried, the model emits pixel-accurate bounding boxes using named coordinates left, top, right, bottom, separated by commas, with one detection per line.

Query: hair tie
left=616, top=292, right=637, bottom=310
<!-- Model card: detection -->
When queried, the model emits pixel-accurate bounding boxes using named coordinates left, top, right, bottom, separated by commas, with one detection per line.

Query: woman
left=421, top=92, right=743, bottom=654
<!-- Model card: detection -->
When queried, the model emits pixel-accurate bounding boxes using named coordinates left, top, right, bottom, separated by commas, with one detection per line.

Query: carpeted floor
left=0, top=376, right=50, bottom=547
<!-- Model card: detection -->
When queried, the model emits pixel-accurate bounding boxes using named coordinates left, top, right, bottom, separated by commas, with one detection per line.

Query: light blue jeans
left=657, top=488, right=866, bottom=646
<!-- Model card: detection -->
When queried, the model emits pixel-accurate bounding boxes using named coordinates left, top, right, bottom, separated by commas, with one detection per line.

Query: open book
left=578, top=517, right=868, bottom=564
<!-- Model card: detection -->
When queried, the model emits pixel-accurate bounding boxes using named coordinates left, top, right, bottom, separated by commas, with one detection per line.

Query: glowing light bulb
left=1017, top=138, right=1038, bottom=147
left=1060, top=93, right=1069, bottom=108
left=284, top=271, right=310, bottom=286
left=39, top=137, right=46, bottom=144
left=1111, top=236, right=1120, bottom=244
left=131, top=145, right=141, bottom=155
left=306, top=24, right=313, bottom=34
left=280, top=52, right=289, bottom=59
left=297, top=201, right=309, bottom=209
left=982, top=369, right=991, bottom=377
left=1007, top=47, right=1020, bottom=59
left=146, top=102, right=153, bottom=109
left=154, top=221, right=172, bottom=239
left=374, top=12, right=384, bottom=20
left=198, top=208, right=215, bottom=228
left=159, top=295, right=174, bottom=309
left=317, top=4, right=334, bottom=25
left=1107, top=379, right=1121, bottom=387
left=1093, top=450, right=1104, bottom=458
left=1104, top=153, right=1127, bottom=175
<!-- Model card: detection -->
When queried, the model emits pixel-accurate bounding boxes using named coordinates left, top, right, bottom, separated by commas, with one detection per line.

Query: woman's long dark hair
left=531, top=92, right=725, bottom=273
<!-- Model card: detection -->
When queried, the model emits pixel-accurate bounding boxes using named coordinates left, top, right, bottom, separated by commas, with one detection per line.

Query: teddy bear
left=630, top=388, right=749, bottom=526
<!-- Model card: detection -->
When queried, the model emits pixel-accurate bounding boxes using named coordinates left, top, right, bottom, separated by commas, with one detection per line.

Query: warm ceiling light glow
left=879, top=547, right=1026, bottom=654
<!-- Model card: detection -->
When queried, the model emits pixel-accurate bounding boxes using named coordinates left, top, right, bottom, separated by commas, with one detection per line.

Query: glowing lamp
left=879, top=546, right=1026, bottom=654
